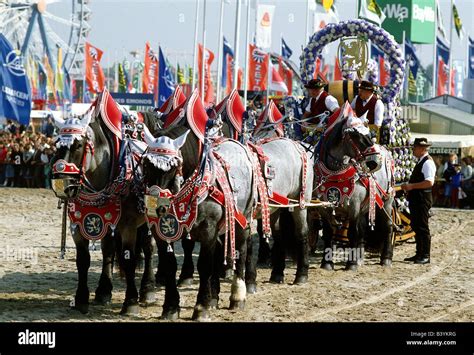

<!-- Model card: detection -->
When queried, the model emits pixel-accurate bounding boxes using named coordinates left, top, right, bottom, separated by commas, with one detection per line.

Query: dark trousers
left=409, top=197, right=432, bottom=258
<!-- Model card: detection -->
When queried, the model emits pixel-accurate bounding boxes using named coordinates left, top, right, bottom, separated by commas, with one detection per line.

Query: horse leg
left=177, top=234, right=195, bottom=287
left=230, top=227, right=249, bottom=310
left=192, top=224, right=218, bottom=321
left=71, top=231, right=90, bottom=314
left=345, top=218, right=364, bottom=271
left=119, top=225, right=139, bottom=316
left=245, top=228, right=257, bottom=294
left=379, top=204, right=394, bottom=268
left=320, top=218, right=335, bottom=271
left=291, top=209, right=310, bottom=285
left=94, top=233, right=114, bottom=305
left=138, top=224, right=156, bottom=305
left=269, top=211, right=285, bottom=284
left=156, top=239, right=180, bottom=320
left=257, top=218, right=271, bottom=266
left=210, top=236, right=224, bottom=309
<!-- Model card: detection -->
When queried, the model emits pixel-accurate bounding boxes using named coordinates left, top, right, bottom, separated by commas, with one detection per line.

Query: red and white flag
left=198, top=44, right=215, bottom=106
left=278, top=57, right=293, bottom=95
left=85, top=42, right=105, bottom=94
left=269, top=61, right=288, bottom=93
left=248, top=44, right=268, bottom=91
left=379, top=56, right=389, bottom=86
left=142, top=42, right=159, bottom=95
left=333, top=56, right=343, bottom=81
left=437, top=58, right=448, bottom=96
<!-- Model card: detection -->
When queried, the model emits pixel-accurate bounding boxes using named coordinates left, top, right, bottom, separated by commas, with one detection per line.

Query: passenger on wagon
left=351, top=80, right=384, bottom=142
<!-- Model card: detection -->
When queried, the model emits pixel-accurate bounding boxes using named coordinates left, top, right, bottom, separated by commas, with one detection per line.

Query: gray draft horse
left=141, top=122, right=256, bottom=321
left=313, top=105, right=395, bottom=271
left=51, top=92, right=157, bottom=315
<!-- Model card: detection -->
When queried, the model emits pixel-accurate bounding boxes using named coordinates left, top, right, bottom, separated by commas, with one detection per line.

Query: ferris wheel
left=0, top=0, right=91, bottom=77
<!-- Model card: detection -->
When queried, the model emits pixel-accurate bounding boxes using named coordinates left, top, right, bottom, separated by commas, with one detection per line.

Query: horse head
left=50, top=111, right=95, bottom=199
left=342, top=111, right=383, bottom=173
left=142, top=123, right=191, bottom=198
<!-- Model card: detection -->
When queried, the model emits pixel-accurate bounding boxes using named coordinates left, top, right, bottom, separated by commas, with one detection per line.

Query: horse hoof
left=160, top=308, right=180, bottom=321
left=191, top=307, right=211, bottom=322
left=229, top=300, right=246, bottom=310
left=71, top=303, right=89, bottom=314
left=139, top=291, right=156, bottom=306
left=120, top=301, right=139, bottom=316
left=269, top=274, right=284, bottom=284
left=345, top=263, right=358, bottom=272
left=177, top=277, right=194, bottom=287
left=93, top=293, right=112, bottom=306
left=381, top=259, right=392, bottom=268
left=246, top=283, right=257, bottom=294
left=320, top=262, right=334, bottom=271
left=209, top=298, right=219, bottom=310
left=224, top=269, right=233, bottom=280
left=293, top=275, right=308, bottom=285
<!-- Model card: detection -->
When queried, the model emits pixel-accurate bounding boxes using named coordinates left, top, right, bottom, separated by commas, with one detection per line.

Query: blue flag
left=158, top=47, right=175, bottom=106
left=405, top=39, right=420, bottom=79
left=0, top=34, right=31, bottom=125
left=63, top=67, right=72, bottom=102
left=222, top=37, right=234, bottom=88
left=469, top=36, right=474, bottom=79
left=281, top=37, right=293, bottom=60
left=370, top=43, right=384, bottom=61
left=37, top=61, right=47, bottom=100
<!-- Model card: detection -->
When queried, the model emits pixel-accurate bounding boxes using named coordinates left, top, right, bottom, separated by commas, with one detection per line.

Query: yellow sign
left=337, top=37, right=369, bottom=79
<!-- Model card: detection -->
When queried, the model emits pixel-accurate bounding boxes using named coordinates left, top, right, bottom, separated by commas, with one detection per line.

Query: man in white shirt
left=302, top=79, right=339, bottom=126
left=401, top=138, right=436, bottom=264
left=351, top=81, right=384, bottom=141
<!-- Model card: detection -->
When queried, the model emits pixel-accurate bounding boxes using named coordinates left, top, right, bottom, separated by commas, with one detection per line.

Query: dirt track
left=0, top=188, right=473, bottom=322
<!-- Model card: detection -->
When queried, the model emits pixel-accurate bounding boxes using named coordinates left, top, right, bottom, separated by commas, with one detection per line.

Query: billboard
left=377, top=0, right=435, bottom=44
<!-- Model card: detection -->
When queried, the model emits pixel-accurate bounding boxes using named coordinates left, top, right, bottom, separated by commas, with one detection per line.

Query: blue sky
left=49, top=0, right=473, bottom=71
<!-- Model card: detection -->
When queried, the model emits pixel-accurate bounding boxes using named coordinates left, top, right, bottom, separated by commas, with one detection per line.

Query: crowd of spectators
left=433, top=154, right=474, bottom=209
left=0, top=118, right=56, bottom=189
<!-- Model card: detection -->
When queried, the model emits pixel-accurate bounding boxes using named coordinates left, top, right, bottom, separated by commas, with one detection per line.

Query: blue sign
left=0, top=34, right=31, bottom=125
left=110, top=92, right=155, bottom=106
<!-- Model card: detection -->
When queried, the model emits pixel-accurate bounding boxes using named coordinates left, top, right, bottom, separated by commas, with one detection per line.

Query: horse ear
left=142, top=123, right=156, bottom=145
left=358, top=111, right=369, bottom=124
left=173, top=129, right=191, bottom=149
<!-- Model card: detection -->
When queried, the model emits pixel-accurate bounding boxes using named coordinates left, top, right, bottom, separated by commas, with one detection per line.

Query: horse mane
left=321, top=119, right=344, bottom=167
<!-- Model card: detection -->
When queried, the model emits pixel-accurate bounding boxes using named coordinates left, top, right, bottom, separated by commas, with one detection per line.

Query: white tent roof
left=410, top=133, right=474, bottom=148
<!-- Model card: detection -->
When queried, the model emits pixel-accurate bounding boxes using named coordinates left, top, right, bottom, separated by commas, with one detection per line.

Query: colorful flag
left=85, top=42, right=105, bottom=94
left=177, top=64, right=185, bottom=85
left=0, top=34, right=31, bottom=125
left=198, top=44, right=215, bottom=105
left=281, top=37, right=293, bottom=60
left=118, top=63, right=127, bottom=93
left=313, top=57, right=329, bottom=81
left=314, top=2, right=339, bottom=32
left=449, top=68, right=456, bottom=96
left=405, top=39, right=420, bottom=79
left=437, top=58, right=448, bottom=96
left=452, top=3, right=463, bottom=39
left=158, top=47, right=176, bottom=106
left=63, top=67, right=72, bottom=102
left=188, top=67, right=194, bottom=86
left=436, top=37, right=450, bottom=77
left=379, top=56, right=389, bottom=86
left=247, top=44, right=269, bottom=91
left=37, top=61, right=47, bottom=100
left=55, top=46, right=64, bottom=97
left=142, top=42, right=159, bottom=95
left=468, top=36, right=474, bottom=79
left=333, top=56, right=342, bottom=81
left=278, top=57, right=293, bottom=95
left=255, top=4, right=275, bottom=49
left=43, top=54, right=57, bottom=105
left=269, top=60, right=288, bottom=93
left=222, top=36, right=234, bottom=87
left=359, top=0, right=386, bottom=26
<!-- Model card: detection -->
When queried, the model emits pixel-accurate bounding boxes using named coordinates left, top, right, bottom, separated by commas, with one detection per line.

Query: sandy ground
left=0, top=188, right=473, bottom=322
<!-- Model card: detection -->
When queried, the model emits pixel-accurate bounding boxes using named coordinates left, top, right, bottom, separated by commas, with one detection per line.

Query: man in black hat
left=302, top=79, right=339, bottom=125
left=401, top=138, right=437, bottom=264
left=351, top=81, right=384, bottom=140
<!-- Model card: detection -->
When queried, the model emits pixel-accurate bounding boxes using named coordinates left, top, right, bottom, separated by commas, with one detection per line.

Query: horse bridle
left=52, top=131, right=96, bottom=198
